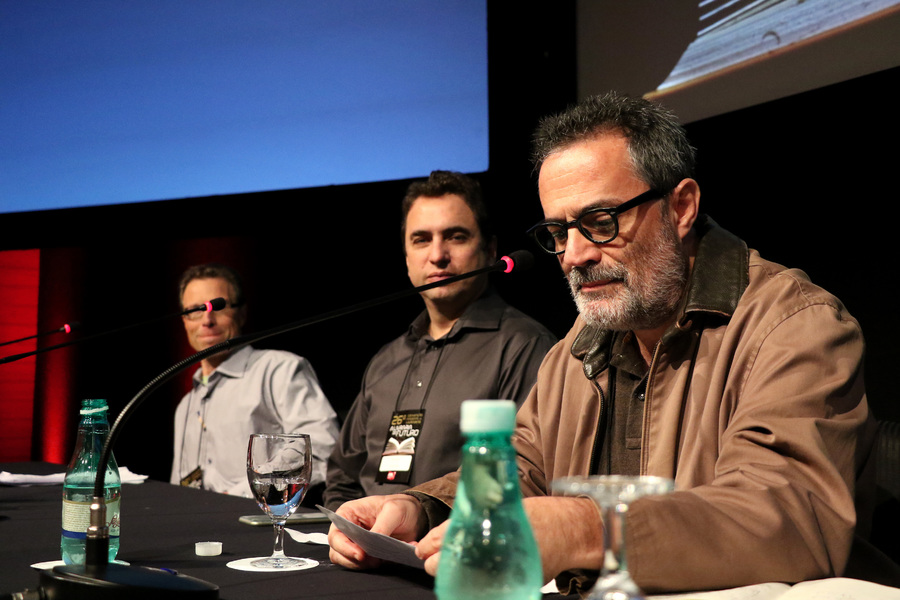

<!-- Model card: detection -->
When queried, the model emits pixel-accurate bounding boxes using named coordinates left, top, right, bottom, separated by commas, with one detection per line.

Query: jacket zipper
left=588, top=376, right=606, bottom=475
left=640, top=341, right=663, bottom=475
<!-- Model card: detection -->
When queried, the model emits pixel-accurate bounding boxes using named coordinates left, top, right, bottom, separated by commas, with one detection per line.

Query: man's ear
left=235, top=304, right=248, bottom=330
left=486, top=235, right=498, bottom=263
left=669, top=178, right=700, bottom=240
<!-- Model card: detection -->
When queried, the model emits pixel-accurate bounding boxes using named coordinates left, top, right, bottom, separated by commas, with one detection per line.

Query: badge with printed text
left=376, top=410, right=425, bottom=484
left=180, top=466, right=203, bottom=489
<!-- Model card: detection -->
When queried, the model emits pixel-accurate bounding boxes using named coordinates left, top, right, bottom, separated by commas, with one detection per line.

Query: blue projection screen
left=1, top=1, right=488, bottom=215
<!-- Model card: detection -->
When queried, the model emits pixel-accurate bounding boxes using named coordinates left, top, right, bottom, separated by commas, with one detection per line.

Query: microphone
left=0, top=298, right=228, bottom=365
left=182, top=297, right=228, bottom=316
left=95, top=251, right=534, bottom=485
left=31, top=251, right=533, bottom=598
left=0, top=321, right=79, bottom=348
left=498, top=249, right=533, bottom=274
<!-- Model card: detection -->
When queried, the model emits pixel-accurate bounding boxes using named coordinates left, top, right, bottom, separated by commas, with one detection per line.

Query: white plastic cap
left=460, top=400, right=516, bottom=433
left=195, top=541, right=222, bottom=556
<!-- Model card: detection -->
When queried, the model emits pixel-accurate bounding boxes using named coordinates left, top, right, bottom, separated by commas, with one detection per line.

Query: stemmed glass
left=246, top=433, right=314, bottom=569
left=552, top=475, right=674, bottom=600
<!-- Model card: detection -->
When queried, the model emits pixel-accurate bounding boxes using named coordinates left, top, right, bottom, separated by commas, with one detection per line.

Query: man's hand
left=414, top=495, right=605, bottom=582
left=414, top=519, right=447, bottom=575
left=525, top=496, right=605, bottom=582
left=327, top=494, right=427, bottom=570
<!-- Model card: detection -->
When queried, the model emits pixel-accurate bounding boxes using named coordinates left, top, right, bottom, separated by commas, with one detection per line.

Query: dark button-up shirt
left=324, top=290, right=556, bottom=509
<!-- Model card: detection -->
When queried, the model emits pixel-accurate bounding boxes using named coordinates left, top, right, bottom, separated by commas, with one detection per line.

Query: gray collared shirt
left=171, top=345, right=339, bottom=497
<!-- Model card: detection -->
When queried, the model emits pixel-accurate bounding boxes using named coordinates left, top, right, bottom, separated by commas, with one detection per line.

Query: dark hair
left=400, top=170, right=494, bottom=249
left=178, top=263, right=245, bottom=307
left=532, top=92, right=696, bottom=193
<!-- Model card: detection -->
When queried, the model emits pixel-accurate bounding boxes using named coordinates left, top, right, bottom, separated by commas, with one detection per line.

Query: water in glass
left=246, top=433, right=313, bottom=569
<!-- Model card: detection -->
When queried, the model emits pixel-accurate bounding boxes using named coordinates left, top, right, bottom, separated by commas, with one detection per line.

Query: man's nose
left=561, top=231, right=601, bottom=269
left=428, top=241, right=450, bottom=265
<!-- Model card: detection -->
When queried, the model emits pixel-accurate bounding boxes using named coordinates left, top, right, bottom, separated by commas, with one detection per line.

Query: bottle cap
left=80, top=398, right=109, bottom=415
left=460, top=400, right=516, bottom=433
left=195, top=541, right=222, bottom=556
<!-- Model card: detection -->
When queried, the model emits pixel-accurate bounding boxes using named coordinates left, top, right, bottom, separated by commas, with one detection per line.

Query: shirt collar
left=193, top=345, right=254, bottom=384
left=407, top=287, right=506, bottom=342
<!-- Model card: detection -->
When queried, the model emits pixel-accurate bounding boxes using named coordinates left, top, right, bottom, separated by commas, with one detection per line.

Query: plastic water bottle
left=435, top=400, right=542, bottom=600
left=61, top=398, right=121, bottom=564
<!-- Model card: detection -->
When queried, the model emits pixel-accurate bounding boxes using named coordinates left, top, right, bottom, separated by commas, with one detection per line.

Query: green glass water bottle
left=61, top=398, right=121, bottom=564
left=435, top=400, right=542, bottom=600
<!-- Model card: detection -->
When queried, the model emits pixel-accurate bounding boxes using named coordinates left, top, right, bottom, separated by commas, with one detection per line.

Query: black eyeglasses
left=526, top=189, right=665, bottom=255
left=182, top=301, right=242, bottom=321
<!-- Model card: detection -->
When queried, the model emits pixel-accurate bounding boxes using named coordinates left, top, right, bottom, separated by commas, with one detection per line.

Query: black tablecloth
left=0, top=463, right=436, bottom=599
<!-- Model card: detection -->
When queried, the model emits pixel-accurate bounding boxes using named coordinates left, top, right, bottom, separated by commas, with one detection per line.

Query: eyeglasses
left=182, top=302, right=241, bottom=321
left=526, top=189, right=665, bottom=255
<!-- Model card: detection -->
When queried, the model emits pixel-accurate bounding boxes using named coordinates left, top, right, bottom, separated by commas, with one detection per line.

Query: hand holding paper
left=320, top=504, right=425, bottom=570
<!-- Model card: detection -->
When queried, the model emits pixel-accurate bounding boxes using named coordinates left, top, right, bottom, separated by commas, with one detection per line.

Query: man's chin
left=574, top=296, right=628, bottom=329
left=422, top=278, right=473, bottom=299
left=574, top=291, right=617, bottom=312
left=421, top=285, right=454, bottom=300
left=194, top=340, right=227, bottom=352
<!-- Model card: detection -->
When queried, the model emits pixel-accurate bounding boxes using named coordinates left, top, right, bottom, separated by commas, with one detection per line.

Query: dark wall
left=684, top=66, right=899, bottom=421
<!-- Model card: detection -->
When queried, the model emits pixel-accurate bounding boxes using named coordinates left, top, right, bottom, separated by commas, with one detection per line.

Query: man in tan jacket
left=327, top=93, right=887, bottom=593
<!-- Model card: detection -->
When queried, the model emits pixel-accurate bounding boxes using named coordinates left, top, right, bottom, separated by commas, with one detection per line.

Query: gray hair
left=178, top=263, right=244, bottom=307
left=532, top=92, right=696, bottom=193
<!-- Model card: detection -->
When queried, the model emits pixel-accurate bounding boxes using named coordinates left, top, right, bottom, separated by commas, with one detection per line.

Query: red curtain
left=32, top=247, right=86, bottom=464
left=0, top=249, right=41, bottom=462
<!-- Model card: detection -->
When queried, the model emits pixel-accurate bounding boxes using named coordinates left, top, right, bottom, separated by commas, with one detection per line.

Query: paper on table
left=319, top=505, right=560, bottom=594
left=650, top=582, right=791, bottom=600
left=286, top=529, right=329, bottom=545
left=0, top=466, right=148, bottom=486
left=648, top=577, right=900, bottom=600
left=317, top=505, right=425, bottom=570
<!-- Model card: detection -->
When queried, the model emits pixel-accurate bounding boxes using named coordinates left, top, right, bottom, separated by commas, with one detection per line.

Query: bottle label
left=62, top=498, right=120, bottom=538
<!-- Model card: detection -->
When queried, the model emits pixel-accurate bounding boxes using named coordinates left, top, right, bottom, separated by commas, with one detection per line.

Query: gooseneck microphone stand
left=0, top=322, right=78, bottom=348
left=34, top=251, right=533, bottom=599
left=0, top=298, right=228, bottom=365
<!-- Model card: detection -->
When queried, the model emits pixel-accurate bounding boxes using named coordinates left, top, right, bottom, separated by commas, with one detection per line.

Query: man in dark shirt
left=323, top=171, right=555, bottom=509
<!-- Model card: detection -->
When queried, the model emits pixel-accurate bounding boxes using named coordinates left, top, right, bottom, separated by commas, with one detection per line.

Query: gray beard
left=567, top=219, right=688, bottom=331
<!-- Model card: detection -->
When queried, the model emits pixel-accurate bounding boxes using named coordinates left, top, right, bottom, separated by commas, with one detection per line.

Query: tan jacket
left=414, top=218, right=875, bottom=593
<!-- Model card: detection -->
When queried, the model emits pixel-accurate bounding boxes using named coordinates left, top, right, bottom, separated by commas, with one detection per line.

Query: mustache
left=567, top=263, right=628, bottom=289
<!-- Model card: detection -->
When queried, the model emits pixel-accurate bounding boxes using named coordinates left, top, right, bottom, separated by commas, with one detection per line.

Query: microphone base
left=39, top=564, right=218, bottom=599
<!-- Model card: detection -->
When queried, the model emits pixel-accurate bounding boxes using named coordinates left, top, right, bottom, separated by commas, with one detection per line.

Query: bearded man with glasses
left=328, top=92, right=896, bottom=593
left=170, top=263, right=339, bottom=502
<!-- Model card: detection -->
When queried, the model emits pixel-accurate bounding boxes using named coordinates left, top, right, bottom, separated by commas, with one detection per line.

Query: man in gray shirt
left=171, top=263, right=340, bottom=500
left=324, top=171, right=556, bottom=509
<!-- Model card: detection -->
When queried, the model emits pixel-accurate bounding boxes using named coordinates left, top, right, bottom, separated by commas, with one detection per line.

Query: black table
left=0, top=463, right=436, bottom=599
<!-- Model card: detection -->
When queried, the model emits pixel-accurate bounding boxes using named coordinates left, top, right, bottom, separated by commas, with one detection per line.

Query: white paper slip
left=286, top=529, right=329, bottom=545
left=0, top=467, right=148, bottom=486
left=317, top=505, right=425, bottom=570
left=649, top=577, right=900, bottom=600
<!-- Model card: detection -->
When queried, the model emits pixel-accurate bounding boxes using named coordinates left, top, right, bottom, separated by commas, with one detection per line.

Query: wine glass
left=246, top=433, right=314, bottom=569
left=552, top=475, right=674, bottom=600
